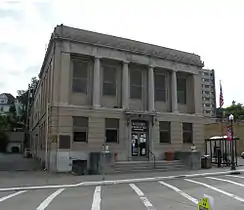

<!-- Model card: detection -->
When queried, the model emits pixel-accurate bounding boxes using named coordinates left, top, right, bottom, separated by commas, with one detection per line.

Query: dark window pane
left=159, top=121, right=170, bottom=130
left=160, top=131, right=170, bottom=143
left=59, top=135, right=71, bottom=149
left=103, top=66, right=116, bottom=82
left=103, top=83, right=116, bottom=96
left=130, top=69, right=142, bottom=86
left=155, top=74, right=165, bottom=89
left=72, top=78, right=87, bottom=93
left=183, top=132, right=192, bottom=143
left=73, top=116, right=88, bottom=127
left=106, top=118, right=119, bottom=129
left=73, top=61, right=88, bottom=78
left=155, top=89, right=166, bottom=101
left=106, top=130, right=118, bottom=143
left=177, top=90, right=186, bottom=104
left=183, top=123, right=192, bottom=131
left=73, top=132, right=87, bottom=142
left=130, top=86, right=142, bottom=99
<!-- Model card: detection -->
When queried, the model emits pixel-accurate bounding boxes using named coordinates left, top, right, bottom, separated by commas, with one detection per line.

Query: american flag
left=219, top=81, right=224, bottom=108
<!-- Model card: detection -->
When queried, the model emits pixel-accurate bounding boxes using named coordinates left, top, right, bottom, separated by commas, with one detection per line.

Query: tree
left=222, top=102, right=244, bottom=121
left=0, top=116, right=9, bottom=152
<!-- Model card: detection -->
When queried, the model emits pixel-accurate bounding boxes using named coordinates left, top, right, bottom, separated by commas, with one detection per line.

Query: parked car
left=241, top=152, right=244, bottom=159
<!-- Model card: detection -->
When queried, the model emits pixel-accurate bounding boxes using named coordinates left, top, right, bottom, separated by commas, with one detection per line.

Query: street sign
left=226, top=126, right=232, bottom=141
left=198, top=194, right=214, bottom=210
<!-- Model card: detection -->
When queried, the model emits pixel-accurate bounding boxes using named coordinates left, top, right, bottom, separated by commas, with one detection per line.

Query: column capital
left=122, top=60, right=130, bottom=64
left=149, top=65, right=155, bottom=69
left=94, top=56, right=102, bottom=60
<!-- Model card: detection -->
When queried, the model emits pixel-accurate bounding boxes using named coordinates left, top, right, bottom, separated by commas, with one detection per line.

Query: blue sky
left=0, top=0, right=243, bottom=107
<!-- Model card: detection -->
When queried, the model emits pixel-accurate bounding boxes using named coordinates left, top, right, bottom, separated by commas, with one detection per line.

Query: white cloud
left=0, top=0, right=243, bottom=106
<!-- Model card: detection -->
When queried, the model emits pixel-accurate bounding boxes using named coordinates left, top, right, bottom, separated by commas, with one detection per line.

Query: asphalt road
left=1, top=174, right=244, bottom=210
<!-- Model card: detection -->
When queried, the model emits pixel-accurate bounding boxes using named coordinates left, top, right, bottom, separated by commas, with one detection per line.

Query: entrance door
left=131, top=120, right=148, bottom=157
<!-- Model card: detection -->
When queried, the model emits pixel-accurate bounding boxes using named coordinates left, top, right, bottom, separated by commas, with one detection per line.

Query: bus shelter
left=205, top=136, right=239, bottom=167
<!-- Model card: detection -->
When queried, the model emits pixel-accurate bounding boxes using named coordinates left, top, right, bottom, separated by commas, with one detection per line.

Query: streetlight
left=229, top=114, right=236, bottom=171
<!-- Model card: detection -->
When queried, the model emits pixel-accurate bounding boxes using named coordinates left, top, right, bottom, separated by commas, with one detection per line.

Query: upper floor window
left=72, top=61, right=88, bottom=93
left=103, top=65, right=117, bottom=96
left=155, top=74, right=166, bottom=102
left=177, top=78, right=186, bottom=104
left=159, top=121, right=171, bottom=143
left=130, top=69, right=142, bottom=99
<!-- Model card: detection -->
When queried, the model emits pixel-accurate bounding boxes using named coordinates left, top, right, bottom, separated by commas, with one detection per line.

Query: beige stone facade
left=29, top=24, right=205, bottom=172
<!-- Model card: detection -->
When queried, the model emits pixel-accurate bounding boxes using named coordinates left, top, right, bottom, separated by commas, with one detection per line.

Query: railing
left=148, top=149, right=156, bottom=168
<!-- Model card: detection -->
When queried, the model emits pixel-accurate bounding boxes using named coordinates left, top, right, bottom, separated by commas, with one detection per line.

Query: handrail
left=148, top=149, right=156, bottom=168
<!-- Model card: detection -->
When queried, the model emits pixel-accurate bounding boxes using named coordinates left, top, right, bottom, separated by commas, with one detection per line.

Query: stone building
left=29, top=24, right=204, bottom=172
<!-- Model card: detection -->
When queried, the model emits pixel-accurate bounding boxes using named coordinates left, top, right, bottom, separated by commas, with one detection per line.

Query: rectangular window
left=159, top=121, right=171, bottom=143
left=155, top=74, right=166, bottom=101
left=105, top=118, right=119, bottom=143
left=177, top=78, right=187, bottom=104
left=103, top=65, right=116, bottom=96
left=59, top=135, right=71, bottom=149
left=72, top=61, right=88, bottom=93
left=73, top=116, right=88, bottom=142
left=183, top=123, right=193, bottom=143
left=130, top=69, right=142, bottom=99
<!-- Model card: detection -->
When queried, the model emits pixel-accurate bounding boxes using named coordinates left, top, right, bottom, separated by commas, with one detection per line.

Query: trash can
left=201, top=155, right=212, bottom=169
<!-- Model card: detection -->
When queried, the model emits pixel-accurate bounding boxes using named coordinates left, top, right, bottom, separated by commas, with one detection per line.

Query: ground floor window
left=159, top=121, right=171, bottom=143
left=183, top=123, right=193, bottom=143
left=73, top=116, right=88, bottom=142
left=105, top=118, right=119, bottom=143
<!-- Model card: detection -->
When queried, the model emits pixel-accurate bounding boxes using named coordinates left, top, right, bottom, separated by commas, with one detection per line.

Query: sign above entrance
left=131, top=121, right=148, bottom=132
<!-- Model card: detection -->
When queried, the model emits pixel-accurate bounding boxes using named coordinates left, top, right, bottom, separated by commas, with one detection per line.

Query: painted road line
left=0, top=190, right=27, bottom=202
left=36, top=188, right=65, bottom=210
left=185, top=179, right=244, bottom=202
left=91, top=186, right=101, bottom=210
left=226, top=174, right=244, bottom=179
left=206, top=176, right=244, bottom=187
left=129, top=183, right=156, bottom=210
left=159, top=181, right=198, bottom=205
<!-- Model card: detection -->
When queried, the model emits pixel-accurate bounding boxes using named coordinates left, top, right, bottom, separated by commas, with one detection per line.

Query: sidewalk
left=0, top=165, right=243, bottom=189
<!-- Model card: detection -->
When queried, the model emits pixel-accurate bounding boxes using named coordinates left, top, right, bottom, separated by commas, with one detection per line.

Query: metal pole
left=231, top=119, right=236, bottom=170
left=44, top=103, right=49, bottom=171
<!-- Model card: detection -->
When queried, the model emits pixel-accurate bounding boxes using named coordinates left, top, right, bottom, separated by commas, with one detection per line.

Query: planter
left=165, top=151, right=174, bottom=161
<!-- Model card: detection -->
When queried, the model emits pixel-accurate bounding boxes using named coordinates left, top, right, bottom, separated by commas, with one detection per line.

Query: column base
left=93, top=105, right=101, bottom=109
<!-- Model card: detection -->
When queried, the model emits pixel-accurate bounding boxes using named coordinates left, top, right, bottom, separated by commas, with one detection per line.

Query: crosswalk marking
left=0, top=190, right=27, bottom=202
left=91, top=186, right=101, bottom=210
left=36, top=188, right=65, bottom=210
left=226, top=175, right=244, bottom=179
left=207, top=176, right=244, bottom=187
left=129, top=183, right=156, bottom=210
left=185, top=178, right=244, bottom=202
left=159, top=181, right=198, bottom=204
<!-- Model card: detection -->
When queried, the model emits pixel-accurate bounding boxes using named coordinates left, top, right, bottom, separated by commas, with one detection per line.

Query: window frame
left=102, top=64, right=117, bottom=96
left=73, top=116, right=89, bottom=142
left=159, top=121, right=171, bottom=143
left=154, top=73, right=167, bottom=102
left=177, top=77, right=187, bottom=104
left=130, top=69, right=143, bottom=99
left=105, top=118, right=119, bottom=143
left=72, top=60, right=88, bottom=94
left=182, top=123, right=193, bottom=144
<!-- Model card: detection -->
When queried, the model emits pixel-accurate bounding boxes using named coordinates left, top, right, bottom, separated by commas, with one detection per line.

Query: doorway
left=131, top=120, right=148, bottom=158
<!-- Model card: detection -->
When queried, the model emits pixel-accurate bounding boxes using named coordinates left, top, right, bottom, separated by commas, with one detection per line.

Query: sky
left=0, top=0, right=243, bottom=107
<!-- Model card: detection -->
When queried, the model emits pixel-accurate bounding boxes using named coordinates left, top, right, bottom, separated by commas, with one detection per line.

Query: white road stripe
left=0, top=190, right=27, bottom=202
left=207, top=176, right=244, bottom=187
left=185, top=179, right=244, bottom=202
left=36, top=188, right=65, bottom=210
left=159, top=181, right=198, bottom=205
left=226, top=175, right=244, bottom=179
left=129, top=183, right=156, bottom=210
left=91, top=186, right=101, bottom=210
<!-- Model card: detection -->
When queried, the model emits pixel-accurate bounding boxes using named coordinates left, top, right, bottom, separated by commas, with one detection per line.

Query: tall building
left=200, top=69, right=216, bottom=117
left=29, top=24, right=204, bottom=172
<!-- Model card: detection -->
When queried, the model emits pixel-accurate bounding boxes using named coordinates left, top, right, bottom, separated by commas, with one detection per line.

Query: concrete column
left=148, top=66, right=155, bottom=111
left=171, top=70, right=178, bottom=112
left=122, top=61, right=129, bottom=109
left=93, top=57, right=101, bottom=107
left=193, top=73, right=202, bottom=114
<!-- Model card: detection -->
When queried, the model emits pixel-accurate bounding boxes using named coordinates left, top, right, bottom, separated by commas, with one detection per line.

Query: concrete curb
left=0, top=169, right=243, bottom=192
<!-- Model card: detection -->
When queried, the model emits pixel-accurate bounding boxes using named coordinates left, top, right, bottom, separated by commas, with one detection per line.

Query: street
left=0, top=174, right=244, bottom=209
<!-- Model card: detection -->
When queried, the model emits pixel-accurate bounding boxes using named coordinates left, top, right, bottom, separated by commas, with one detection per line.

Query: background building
left=29, top=24, right=204, bottom=172
left=0, top=93, right=15, bottom=115
left=200, top=69, right=216, bottom=117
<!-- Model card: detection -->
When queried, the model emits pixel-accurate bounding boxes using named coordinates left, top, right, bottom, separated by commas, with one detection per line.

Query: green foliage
left=218, top=101, right=244, bottom=121
left=0, top=115, right=9, bottom=152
